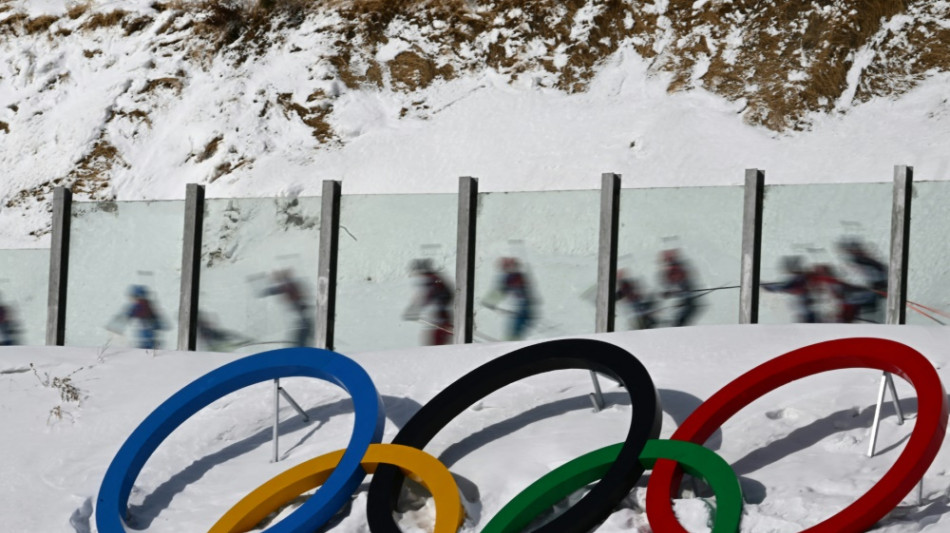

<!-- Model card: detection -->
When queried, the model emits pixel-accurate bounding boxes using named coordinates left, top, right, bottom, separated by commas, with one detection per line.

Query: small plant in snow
left=30, top=363, right=84, bottom=404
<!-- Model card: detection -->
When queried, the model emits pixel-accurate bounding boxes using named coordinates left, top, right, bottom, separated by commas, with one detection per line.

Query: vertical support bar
left=47, top=187, right=72, bottom=346
left=454, top=176, right=478, bottom=344
left=273, top=378, right=280, bottom=462
left=590, top=173, right=621, bottom=412
left=867, top=373, right=888, bottom=457
left=595, top=173, right=621, bottom=333
left=868, top=165, right=913, bottom=457
left=178, top=184, right=205, bottom=351
left=315, top=180, right=341, bottom=350
left=739, top=169, right=765, bottom=324
left=887, top=165, right=912, bottom=325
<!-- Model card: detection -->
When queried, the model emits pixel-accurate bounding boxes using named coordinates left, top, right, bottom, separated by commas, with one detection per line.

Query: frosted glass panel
left=760, top=183, right=891, bottom=324
left=907, top=182, right=950, bottom=326
left=617, top=186, right=743, bottom=328
left=335, top=194, right=457, bottom=352
left=66, top=201, right=184, bottom=348
left=199, top=197, right=320, bottom=352
left=474, top=190, right=599, bottom=342
left=0, top=248, right=50, bottom=346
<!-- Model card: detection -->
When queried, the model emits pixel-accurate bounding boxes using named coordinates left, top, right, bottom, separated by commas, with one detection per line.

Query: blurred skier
left=197, top=312, right=252, bottom=352
left=658, top=249, right=701, bottom=327
left=402, top=259, right=454, bottom=345
left=109, top=285, right=166, bottom=349
left=837, top=238, right=887, bottom=323
left=616, top=270, right=656, bottom=330
left=763, top=256, right=819, bottom=323
left=483, top=257, right=536, bottom=340
left=260, top=269, right=313, bottom=347
left=0, top=292, right=21, bottom=345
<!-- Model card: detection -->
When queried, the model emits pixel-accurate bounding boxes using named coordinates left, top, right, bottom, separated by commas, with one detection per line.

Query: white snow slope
left=1, top=1, right=950, bottom=246
left=2, top=325, right=950, bottom=532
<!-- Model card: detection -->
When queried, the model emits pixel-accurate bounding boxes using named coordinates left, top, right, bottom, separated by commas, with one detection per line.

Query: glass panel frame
left=198, top=196, right=321, bottom=352
left=759, top=183, right=892, bottom=325
left=65, top=200, right=185, bottom=349
left=335, top=193, right=458, bottom=353
left=0, top=248, right=50, bottom=346
left=617, top=185, right=744, bottom=329
left=906, top=181, right=950, bottom=326
left=474, top=190, right=600, bottom=342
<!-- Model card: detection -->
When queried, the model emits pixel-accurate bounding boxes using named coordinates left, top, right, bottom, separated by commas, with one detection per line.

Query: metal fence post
left=46, top=187, right=72, bottom=346
left=739, top=169, right=765, bottom=324
left=886, top=165, right=913, bottom=325
left=178, top=184, right=205, bottom=351
left=595, top=173, right=621, bottom=334
left=587, top=173, right=622, bottom=411
left=868, top=165, right=913, bottom=458
left=315, top=180, right=341, bottom=350
left=454, top=177, right=478, bottom=344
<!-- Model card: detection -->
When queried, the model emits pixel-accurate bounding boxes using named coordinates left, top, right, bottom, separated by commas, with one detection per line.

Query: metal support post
left=279, top=386, right=310, bottom=421
left=590, top=173, right=621, bottom=411
left=455, top=177, right=478, bottom=344
left=273, top=378, right=280, bottom=462
left=272, top=377, right=310, bottom=463
left=868, top=165, right=913, bottom=457
left=739, top=169, right=764, bottom=324
left=315, top=180, right=341, bottom=350
left=178, top=184, right=205, bottom=351
left=47, top=187, right=72, bottom=346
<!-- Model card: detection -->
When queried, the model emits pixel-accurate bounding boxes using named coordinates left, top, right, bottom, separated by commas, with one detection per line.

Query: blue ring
left=95, top=347, right=385, bottom=533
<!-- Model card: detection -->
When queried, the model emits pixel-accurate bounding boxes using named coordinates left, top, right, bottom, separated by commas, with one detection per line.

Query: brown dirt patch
left=0, top=121, right=8, bottom=133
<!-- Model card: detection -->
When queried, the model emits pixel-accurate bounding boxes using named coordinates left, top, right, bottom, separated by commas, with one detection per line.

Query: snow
left=3, top=4, right=950, bottom=531
left=3, top=20, right=950, bottom=247
left=2, top=325, right=948, bottom=532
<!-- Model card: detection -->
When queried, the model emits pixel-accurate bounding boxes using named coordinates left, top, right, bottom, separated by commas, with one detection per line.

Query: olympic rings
left=366, top=338, right=662, bottom=533
left=211, top=443, right=464, bottom=533
left=96, top=337, right=948, bottom=533
left=482, top=439, right=742, bottom=533
left=646, top=337, right=949, bottom=533
left=95, top=347, right=385, bottom=533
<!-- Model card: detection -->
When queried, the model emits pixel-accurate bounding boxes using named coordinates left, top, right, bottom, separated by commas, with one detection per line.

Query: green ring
left=481, top=439, right=742, bottom=533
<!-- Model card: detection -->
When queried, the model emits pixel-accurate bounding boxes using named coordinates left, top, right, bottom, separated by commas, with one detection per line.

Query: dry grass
left=123, top=15, right=153, bottom=35
left=277, top=92, right=336, bottom=142
left=196, top=134, right=223, bottom=162
left=24, top=15, right=58, bottom=34
left=81, top=9, right=128, bottom=30
left=140, top=77, right=184, bottom=94
left=66, top=3, right=88, bottom=20
left=0, top=12, right=27, bottom=35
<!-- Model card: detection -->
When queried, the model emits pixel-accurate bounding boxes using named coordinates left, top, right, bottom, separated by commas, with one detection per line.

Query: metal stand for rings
left=273, top=378, right=310, bottom=462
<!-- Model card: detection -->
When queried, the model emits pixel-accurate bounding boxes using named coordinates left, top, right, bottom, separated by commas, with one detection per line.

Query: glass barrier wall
left=66, top=201, right=184, bottom=348
left=760, top=183, right=892, bottom=324
left=336, top=194, right=457, bottom=352
left=474, top=190, right=600, bottom=342
left=907, top=181, right=950, bottom=326
left=199, top=196, right=321, bottom=352
left=0, top=248, right=50, bottom=346
left=618, top=186, right=743, bottom=329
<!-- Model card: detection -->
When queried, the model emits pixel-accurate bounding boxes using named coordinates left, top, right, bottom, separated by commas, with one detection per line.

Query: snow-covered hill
left=1, top=0, right=950, bottom=246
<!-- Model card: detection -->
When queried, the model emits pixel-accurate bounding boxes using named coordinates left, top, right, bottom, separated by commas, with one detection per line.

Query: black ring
left=366, top=338, right=662, bottom=533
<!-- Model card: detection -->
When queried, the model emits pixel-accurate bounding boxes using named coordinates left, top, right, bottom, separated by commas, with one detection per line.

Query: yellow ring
left=209, top=443, right=464, bottom=533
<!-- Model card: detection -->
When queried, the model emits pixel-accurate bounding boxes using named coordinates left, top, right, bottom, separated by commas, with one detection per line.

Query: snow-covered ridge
left=0, top=0, right=949, bottom=247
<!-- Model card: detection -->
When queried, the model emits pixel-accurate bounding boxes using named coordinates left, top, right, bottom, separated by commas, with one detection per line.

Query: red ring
left=646, top=337, right=949, bottom=533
